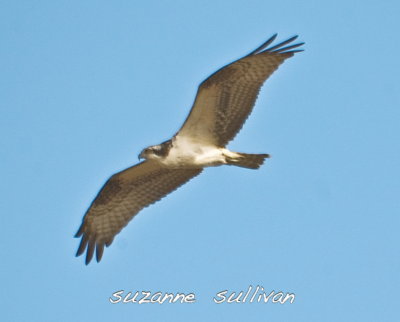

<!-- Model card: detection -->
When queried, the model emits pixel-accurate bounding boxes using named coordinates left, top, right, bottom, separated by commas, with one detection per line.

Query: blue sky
left=1, top=0, right=399, bottom=321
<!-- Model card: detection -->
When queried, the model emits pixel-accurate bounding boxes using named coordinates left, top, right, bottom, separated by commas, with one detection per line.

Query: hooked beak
left=138, top=151, right=145, bottom=161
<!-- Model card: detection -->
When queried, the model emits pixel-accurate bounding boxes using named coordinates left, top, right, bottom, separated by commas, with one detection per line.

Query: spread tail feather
left=225, top=152, right=270, bottom=169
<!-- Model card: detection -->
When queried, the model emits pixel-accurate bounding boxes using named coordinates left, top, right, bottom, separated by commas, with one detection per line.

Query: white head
left=138, top=140, right=172, bottom=161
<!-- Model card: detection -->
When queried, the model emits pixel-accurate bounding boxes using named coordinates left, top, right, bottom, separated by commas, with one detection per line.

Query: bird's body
left=143, top=137, right=249, bottom=169
left=163, top=140, right=225, bottom=168
left=75, top=34, right=304, bottom=264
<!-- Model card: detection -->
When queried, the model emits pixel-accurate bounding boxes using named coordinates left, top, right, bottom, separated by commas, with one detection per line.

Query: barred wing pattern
left=177, top=34, right=303, bottom=146
left=75, top=161, right=202, bottom=264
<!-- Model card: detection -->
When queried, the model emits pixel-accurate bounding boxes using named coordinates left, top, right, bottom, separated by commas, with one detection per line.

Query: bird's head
left=138, top=141, right=171, bottom=161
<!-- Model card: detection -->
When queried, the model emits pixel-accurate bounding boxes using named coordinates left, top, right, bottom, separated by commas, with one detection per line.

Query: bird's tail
left=225, top=152, right=270, bottom=169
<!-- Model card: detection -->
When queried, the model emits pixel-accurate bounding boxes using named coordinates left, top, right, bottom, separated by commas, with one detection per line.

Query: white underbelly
left=160, top=138, right=226, bottom=168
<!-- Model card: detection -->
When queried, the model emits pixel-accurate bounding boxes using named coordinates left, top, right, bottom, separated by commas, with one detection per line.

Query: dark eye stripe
left=152, top=140, right=172, bottom=157
left=153, top=149, right=164, bottom=156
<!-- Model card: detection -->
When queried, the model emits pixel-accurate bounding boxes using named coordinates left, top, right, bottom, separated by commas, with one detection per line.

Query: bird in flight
left=75, top=34, right=304, bottom=264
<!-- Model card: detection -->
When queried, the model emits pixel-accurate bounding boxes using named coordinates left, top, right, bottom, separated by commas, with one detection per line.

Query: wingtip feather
left=273, top=42, right=304, bottom=53
left=85, top=238, right=96, bottom=264
left=246, top=34, right=304, bottom=57
left=96, top=243, right=104, bottom=263
left=76, top=235, right=88, bottom=257
left=247, top=33, right=278, bottom=56
left=266, top=35, right=300, bottom=52
left=74, top=226, right=83, bottom=238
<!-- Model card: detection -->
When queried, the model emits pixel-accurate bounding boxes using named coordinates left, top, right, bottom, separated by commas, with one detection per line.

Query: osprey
left=75, top=34, right=304, bottom=264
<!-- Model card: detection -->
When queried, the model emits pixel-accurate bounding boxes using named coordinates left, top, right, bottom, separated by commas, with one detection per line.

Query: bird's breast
left=160, top=138, right=225, bottom=168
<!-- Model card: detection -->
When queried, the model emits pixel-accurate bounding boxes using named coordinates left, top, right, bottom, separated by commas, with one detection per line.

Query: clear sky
left=1, top=0, right=399, bottom=321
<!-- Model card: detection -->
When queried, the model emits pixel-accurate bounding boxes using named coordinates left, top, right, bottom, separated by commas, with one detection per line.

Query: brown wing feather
left=177, top=35, right=304, bottom=147
left=75, top=161, right=202, bottom=264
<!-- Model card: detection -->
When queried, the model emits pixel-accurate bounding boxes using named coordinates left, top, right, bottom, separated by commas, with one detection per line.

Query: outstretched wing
left=75, top=161, right=202, bottom=264
left=177, top=34, right=304, bottom=147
